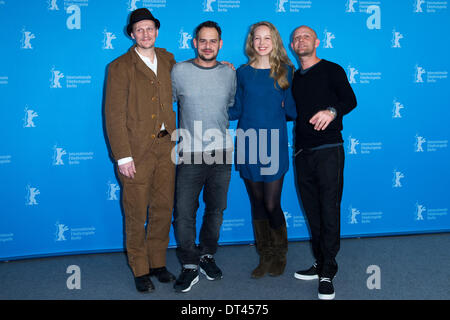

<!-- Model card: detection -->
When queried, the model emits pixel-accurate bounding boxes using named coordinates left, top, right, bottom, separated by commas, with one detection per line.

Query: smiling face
left=131, top=20, right=158, bottom=50
left=291, top=26, right=319, bottom=57
left=252, top=25, right=273, bottom=57
left=194, top=27, right=222, bottom=63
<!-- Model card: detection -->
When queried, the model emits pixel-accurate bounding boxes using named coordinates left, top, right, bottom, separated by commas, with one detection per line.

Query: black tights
left=244, top=176, right=286, bottom=229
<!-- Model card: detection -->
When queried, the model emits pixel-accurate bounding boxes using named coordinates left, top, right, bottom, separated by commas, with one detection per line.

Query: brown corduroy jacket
left=104, top=45, right=176, bottom=162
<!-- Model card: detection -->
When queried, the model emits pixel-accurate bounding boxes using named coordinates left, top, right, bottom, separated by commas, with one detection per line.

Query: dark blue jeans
left=173, top=153, right=231, bottom=266
left=294, top=145, right=344, bottom=278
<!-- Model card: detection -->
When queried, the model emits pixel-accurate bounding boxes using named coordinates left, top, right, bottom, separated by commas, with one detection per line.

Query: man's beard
left=198, top=52, right=218, bottom=62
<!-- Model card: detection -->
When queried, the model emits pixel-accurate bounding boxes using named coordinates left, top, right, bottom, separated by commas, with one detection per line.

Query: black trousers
left=294, top=145, right=344, bottom=278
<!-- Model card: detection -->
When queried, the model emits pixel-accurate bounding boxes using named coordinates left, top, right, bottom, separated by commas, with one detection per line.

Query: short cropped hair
left=194, top=21, right=222, bottom=40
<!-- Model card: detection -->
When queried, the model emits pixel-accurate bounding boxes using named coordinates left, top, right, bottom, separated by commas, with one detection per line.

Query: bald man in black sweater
left=290, top=25, right=357, bottom=300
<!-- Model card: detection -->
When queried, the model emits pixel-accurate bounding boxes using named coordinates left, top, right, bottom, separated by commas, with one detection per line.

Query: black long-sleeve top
left=292, top=59, right=357, bottom=150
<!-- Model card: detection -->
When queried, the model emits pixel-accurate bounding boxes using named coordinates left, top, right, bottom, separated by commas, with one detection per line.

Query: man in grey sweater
left=171, top=21, right=236, bottom=293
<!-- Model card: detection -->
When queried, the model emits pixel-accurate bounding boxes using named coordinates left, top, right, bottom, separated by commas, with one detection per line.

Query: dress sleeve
left=228, top=68, right=243, bottom=121
left=284, top=67, right=297, bottom=121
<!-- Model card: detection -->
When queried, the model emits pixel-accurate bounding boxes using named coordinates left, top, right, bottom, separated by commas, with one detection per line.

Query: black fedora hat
left=127, top=8, right=160, bottom=36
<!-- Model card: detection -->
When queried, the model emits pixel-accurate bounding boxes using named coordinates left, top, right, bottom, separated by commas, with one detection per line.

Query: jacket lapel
left=131, top=46, right=157, bottom=81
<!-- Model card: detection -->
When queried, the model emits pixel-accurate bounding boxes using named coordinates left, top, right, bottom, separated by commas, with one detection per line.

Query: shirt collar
left=134, top=47, right=157, bottom=66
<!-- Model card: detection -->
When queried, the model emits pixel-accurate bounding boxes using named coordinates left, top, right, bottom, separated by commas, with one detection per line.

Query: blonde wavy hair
left=245, top=21, right=294, bottom=90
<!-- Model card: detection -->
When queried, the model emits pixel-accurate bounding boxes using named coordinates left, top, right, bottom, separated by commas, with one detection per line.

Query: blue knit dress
left=228, top=64, right=297, bottom=182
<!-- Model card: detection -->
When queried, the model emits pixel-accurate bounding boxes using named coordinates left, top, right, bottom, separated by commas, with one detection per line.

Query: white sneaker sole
left=200, top=267, right=223, bottom=281
left=294, top=272, right=319, bottom=280
left=180, top=275, right=199, bottom=293
left=318, top=292, right=335, bottom=300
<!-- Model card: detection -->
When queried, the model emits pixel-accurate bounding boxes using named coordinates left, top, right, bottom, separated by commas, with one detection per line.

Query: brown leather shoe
left=134, top=274, right=155, bottom=293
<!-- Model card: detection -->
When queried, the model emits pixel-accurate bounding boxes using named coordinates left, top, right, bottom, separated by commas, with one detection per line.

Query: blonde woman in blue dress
left=228, top=21, right=297, bottom=278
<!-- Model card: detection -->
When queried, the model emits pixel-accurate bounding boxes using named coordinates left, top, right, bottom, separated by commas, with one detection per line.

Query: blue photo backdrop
left=0, top=0, right=449, bottom=260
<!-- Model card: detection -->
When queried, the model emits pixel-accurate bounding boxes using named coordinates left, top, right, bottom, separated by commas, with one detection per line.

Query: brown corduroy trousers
left=118, top=135, right=175, bottom=277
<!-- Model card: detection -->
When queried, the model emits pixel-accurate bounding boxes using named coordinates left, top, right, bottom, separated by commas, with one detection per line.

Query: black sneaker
left=174, top=268, right=199, bottom=293
left=294, top=263, right=319, bottom=280
left=318, top=277, right=335, bottom=300
left=199, top=255, right=223, bottom=281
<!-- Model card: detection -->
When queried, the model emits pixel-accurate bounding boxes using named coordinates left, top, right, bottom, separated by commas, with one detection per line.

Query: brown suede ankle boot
left=268, top=223, right=288, bottom=277
left=251, top=219, right=273, bottom=279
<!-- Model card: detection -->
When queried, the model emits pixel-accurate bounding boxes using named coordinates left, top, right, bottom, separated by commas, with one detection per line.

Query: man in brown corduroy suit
left=104, top=8, right=176, bottom=293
